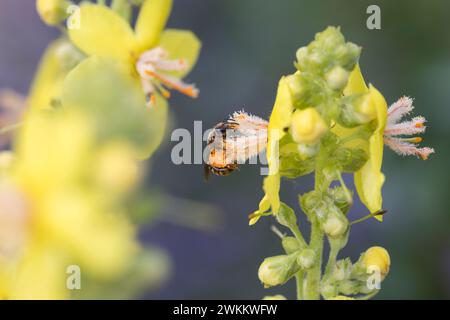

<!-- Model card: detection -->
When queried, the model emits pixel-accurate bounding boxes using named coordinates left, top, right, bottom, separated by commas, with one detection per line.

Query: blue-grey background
left=1, top=0, right=449, bottom=299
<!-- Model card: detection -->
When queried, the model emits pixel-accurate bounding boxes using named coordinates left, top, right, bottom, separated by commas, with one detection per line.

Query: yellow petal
left=135, top=0, right=173, bottom=51
left=267, top=77, right=293, bottom=174
left=68, top=4, right=136, bottom=62
left=354, top=85, right=387, bottom=220
left=263, top=173, right=281, bottom=214
left=249, top=214, right=261, bottom=226
left=344, top=64, right=368, bottom=95
left=158, top=29, right=201, bottom=78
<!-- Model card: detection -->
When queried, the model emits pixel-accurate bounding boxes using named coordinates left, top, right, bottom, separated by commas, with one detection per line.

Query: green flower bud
left=299, top=191, right=321, bottom=217
left=325, top=66, right=350, bottom=91
left=322, top=214, right=348, bottom=238
left=297, top=248, right=315, bottom=269
left=332, top=258, right=353, bottom=281
left=282, top=236, right=300, bottom=254
left=340, top=43, right=361, bottom=71
left=339, top=94, right=376, bottom=127
left=276, top=203, right=297, bottom=228
left=329, top=186, right=353, bottom=214
left=291, top=108, right=328, bottom=145
left=320, top=205, right=349, bottom=238
left=258, top=253, right=300, bottom=288
left=338, top=280, right=360, bottom=295
left=295, top=47, right=308, bottom=67
left=286, top=73, right=306, bottom=103
left=321, top=283, right=338, bottom=299
left=36, top=0, right=69, bottom=26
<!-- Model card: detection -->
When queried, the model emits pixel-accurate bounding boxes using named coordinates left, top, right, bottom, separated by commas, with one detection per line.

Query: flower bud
left=276, top=203, right=297, bottom=228
left=339, top=94, right=376, bottom=127
left=362, top=246, right=390, bottom=277
left=263, top=295, right=287, bottom=300
left=333, top=258, right=353, bottom=282
left=354, top=94, right=377, bottom=122
left=295, top=47, right=308, bottom=67
left=325, top=66, right=350, bottom=91
left=258, top=254, right=300, bottom=288
left=36, top=0, right=69, bottom=26
left=291, top=108, right=327, bottom=145
left=299, top=190, right=321, bottom=215
left=321, top=210, right=348, bottom=238
left=339, top=280, right=359, bottom=295
left=297, top=248, right=315, bottom=269
left=329, top=186, right=353, bottom=215
left=282, top=236, right=300, bottom=254
left=286, top=73, right=306, bottom=103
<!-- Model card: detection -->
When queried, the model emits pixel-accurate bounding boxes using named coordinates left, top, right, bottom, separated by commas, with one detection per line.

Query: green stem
left=97, top=0, right=106, bottom=5
left=295, top=270, right=304, bottom=300
left=304, top=219, right=324, bottom=300
left=337, top=171, right=353, bottom=205
left=289, top=224, right=307, bottom=249
left=350, top=209, right=387, bottom=225
left=324, top=239, right=339, bottom=276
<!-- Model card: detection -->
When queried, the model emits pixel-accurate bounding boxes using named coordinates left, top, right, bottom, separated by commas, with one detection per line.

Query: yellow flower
left=344, top=65, right=387, bottom=220
left=362, top=246, right=390, bottom=277
left=250, top=77, right=293, bottom=223
left=0, top=110, right=139, bottom=299
left=68, top=0, right=201, bottom=106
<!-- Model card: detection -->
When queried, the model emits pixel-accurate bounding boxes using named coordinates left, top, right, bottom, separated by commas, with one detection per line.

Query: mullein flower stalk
left=251, top=27, right=434, bottom=300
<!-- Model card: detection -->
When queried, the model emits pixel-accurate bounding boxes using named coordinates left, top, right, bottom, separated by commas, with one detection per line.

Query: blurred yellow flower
left=68, top=0, right=201, bottom=105
left=0, top=110, right=139, bottom=299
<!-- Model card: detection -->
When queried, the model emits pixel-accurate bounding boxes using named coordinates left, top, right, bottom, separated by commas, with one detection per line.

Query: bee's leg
left=204, top=164, right=212, bottom=182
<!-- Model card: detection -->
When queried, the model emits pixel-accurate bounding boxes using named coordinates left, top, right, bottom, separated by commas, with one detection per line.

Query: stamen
left=145, top=70, right=199, bottom=98
left=387, top=96, right=414, bottom=125
left=384, top=96, right=434, bottom=160
left=399, top=137, right=422, bottom=144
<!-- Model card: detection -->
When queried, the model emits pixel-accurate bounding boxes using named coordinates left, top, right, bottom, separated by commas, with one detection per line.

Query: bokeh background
left=1, top=0, right=449, bottom=299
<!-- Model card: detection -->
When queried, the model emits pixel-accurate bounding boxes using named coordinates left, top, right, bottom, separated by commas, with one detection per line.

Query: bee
left=204, top=111, right=268, bottom=180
